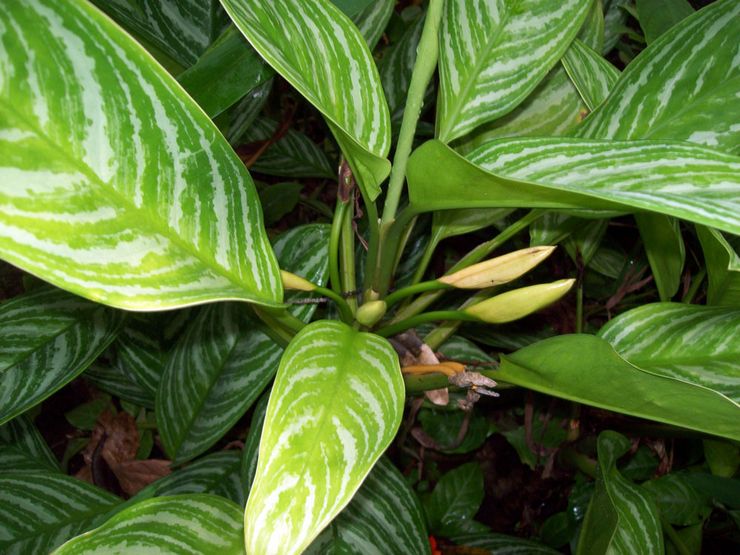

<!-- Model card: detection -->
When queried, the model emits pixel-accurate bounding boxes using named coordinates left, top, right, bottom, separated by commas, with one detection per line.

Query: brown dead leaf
left=113, top=459, right=171, bottom=496
left=82, top=411, right=139, bottom=466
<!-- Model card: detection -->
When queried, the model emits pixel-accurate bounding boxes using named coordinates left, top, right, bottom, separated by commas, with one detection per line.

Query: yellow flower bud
left=280, top=270, right=316, bottom=292
left=464, top=279, right=575, bottom=324
left=438, top=246, right=556, bottom=289
left=355, top=300, right=387, bottom=327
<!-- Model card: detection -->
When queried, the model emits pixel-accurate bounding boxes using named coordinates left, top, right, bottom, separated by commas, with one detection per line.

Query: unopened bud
left=439, top=246, right=556, bottom=289
left=280, top=270, right=316, bottom=292
left=464, top=279, right=575, bottom=323
left=355, top=300, right=387, bottom=327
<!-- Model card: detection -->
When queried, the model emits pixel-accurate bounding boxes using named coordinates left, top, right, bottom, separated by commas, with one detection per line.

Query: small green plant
left=1, top=0, right=738, bottom=553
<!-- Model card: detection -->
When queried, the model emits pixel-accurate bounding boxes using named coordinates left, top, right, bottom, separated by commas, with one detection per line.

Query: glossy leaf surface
left=0, top=415, right=59, bottom=474
left=577, top=431, right=663, bottom=555
left=222, top=0, right=391, bottom=199
left=0, top=472, right=120, bottom=554
left=407, top=139, right=740, bottom=235
left=424, top=462, right=484, bottom=536
left=436, top=0, right=591, bottom=142
left=0, top=0, right=282, bottom=310
left=697, top=226, right=740, bottom=307
left=562, top=38, right=620, bottom=111
left=497, top=335, right=740, bottom=440
left=245, top=321, right=404, bottom=554
left=85, top=362, right=155, bottom=409
left=577, top=0, right=740, bottom=154
left=306, top=457, right=430, bottom=555
left=599, top=303, right=740, bottom=405
left=158, top=304, right=282, bottom=463
left=351, top=0, right=394, bottom=49
left=0, top=287, right=123, bottom=425
left=53, top=495, right=244, bottom=555
left=635, top=214, right=685, bottom=301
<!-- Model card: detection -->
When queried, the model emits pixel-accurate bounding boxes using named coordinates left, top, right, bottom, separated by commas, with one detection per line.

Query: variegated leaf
left=577, top=0, right=740, bottom=154
left=455, top=0, right=604, bottom=151
left=0, top=0, right=282, bottom=310
left=0, top=415, right=59, bottom=474
left=603, top=0, right=630, bottom=53
left=436, top=0, right=592, bottom=142
left=245, top=321, right=404, bottom=555
left=577, top=431, right=663, bottom=555
left=137, top=451, right=245, bottom=506
left=222, top=78, right=273, bottom=146
left=221, top=0, right=391, bottom=200
left=157, top=303, right=282, bottom=463
left=53, top=495, right=244, bottom=555
left=599, top=303, right=740, bottom=405
left=407, top=139, right=740, bottom=235
left=352, top=0, right=395, bottom=50
left=240, top=390, right=270, bottom=495
left=273, top=224, right=332, bottom=323
left=113, top=314, right=170, bottom=396
left=241, top=117, right=335, bottom=179
left=306, top=457, right=430, bottom=555
left=562, top=38, right=620, bottom=111
left=0, top=287, right=124, bottom=425
left=697, top=226, right=740, bottom=307
left=85, top=362, right=155, bottom=409
left=0, top=472, right=120, bottom=554
left=450, top=532, right=560, bottom=554
left=642, top=473, right=711, bottom=526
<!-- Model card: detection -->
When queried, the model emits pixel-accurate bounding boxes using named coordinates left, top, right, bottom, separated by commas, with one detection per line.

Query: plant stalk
left=329, top=197, right=349, bottom=295
left=376, top=310, right=477, bottom=338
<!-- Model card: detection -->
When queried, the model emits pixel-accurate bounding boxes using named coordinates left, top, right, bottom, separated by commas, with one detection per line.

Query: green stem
left=376, top=310, right=477, bottom=338
left=340, top=195, right=358, bottom=313
left=253, top=307, right=304, bottom=344
left=404, top=369, right=501, bottom=394
left=384, top=279, right=450, bottom=308
left=661, top=516, right=692, bottom=555
left=410, top=235, right=440, bottom=286
left=681, top=268, right=706, bottom=304
left=314, top=286, right=354, bottom=324
left=560, top=447, right=597, bottom=479
left=329, top=198, right=349, bottom=295
left=576, top=278, right=584, bottom=333
left=423, top=290, right=490, bottom=350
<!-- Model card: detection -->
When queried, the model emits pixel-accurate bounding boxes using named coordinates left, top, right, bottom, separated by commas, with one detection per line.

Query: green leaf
left=642, top=474, right=711, bottom=526
left=576, top=0, right=740, bottom=155
left=241, top=117, right=335, bottom=179
left=0, top=287, right=124, bottom=425
left=424, top=462, right=484, bottom=535
left=259, top=182, right=303, bottom=226
left=240, top=390, right=270, bottom=495
left=703, top=439, right=740, bottom=478
left=157, top=303, right=282, bottom=463
left=577, top=431, right=663, bottom=555
left=91, top=0, right=226, bottom=67
left=65, top=394, right=113, bottom=431
left=351, top=0, right=395, bottom=50
left=245, top=321, right=404, bottom=554
left=114, top=315, right=168, bottom=396
left=306, top=457, right=430, bottom=555
left=682, top=473, right=740, bottom=509
left=697, top=226, right=740, bottom=307
left=0, top=472, right=120, bottom=554
left=222, top=0, right=391, bottom=200
left=450, top=532, right=560, bottom=554
left=273, top=224, right=332, bottom=323
left=84, top=362, right=155, bottom=409
left=599, top=303, right=740, bottom=405
left=603, top=0, right=630, bottom=53
left=432, top=208, right=513, bottom=245
left=635, top=214, right=685, bottom=300
left=332, top=0, right=375, bottom=17
left=221, top=79, right=273, bottom=146
left=406, top=139, right=740, bottom=235
left=138, top=451, right=245, bottom=506
left=0, top=415, right=60, bottom=474
left=1, top=0, right=282, bottom=310
left=497, top=335, right=740, bottom=440
left=419, top=408, right=492, bottom=455
left=53, top=494, right=244, bottom=555
left=561, top=39, right=620, bottom=111
left=436, top=0, right=592, bottom=142
left=177, top=26, right=273, bottom=118
left=636, top=0, right=694, bottom=44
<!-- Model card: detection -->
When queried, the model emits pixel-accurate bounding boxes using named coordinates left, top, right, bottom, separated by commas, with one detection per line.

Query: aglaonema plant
left=1, top=0, right=738, bottom=553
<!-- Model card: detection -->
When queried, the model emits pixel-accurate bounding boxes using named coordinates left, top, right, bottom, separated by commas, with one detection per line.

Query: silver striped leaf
left=222, top=0, right=391, bottom=200
left=599, top=303, right=740, bottom=405
left=240, top=390, right=270, bottom=496
left=0, top=287, right=124, bottom=425
left=305, top=457, right=430, bottom=555
left=0, top=0, right=282, bottom=311
left=603, top=0, right=630, bottom=53
left=273, top=224, right=332, bottom=323
left=84, top=362, right=155, bottom=409
left=642, top=473, right=710, bottom=526
left=498, top=334, right=740, bottom=441
left=245, top=321, right=404, bottom=555
left=577, top=431, right=663, bottom=555
left=0, top=414, right=60, bottom=474
left=576, top=0, right=740, bottom=155
left=407, top=139, right=740, bottom=235
left=223, top=79, right=274, bottom=146
left=455, top=0, right=604, bottom=152
left=436, top=0, right=592, bottom=143
left=696, top=226, right=740, bottom=307
left=53, top=494, right=244, bottom=555
left=137, top=451, right=245, bottom=507
left=114, top=315, right=169, bottom=396
left=562, top=38, right=620, bottom=111
left=157, top=303, right=282, bottom=464
left=241, top=117, right=335, bottom=179
left=351, top=0, right=395, bottom=50
left=450, top=532, right=560, bottom=554
left=0, top=472, right=121, bottom=554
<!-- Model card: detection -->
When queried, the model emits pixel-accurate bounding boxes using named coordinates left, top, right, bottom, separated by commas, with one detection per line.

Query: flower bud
left=280, top=270, right=316, bottom=292
left=355, top=300, right=387, bottom=327
left=438, top=246, right=556, bottom=289
left=464, top=279, right=575, bottom=324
